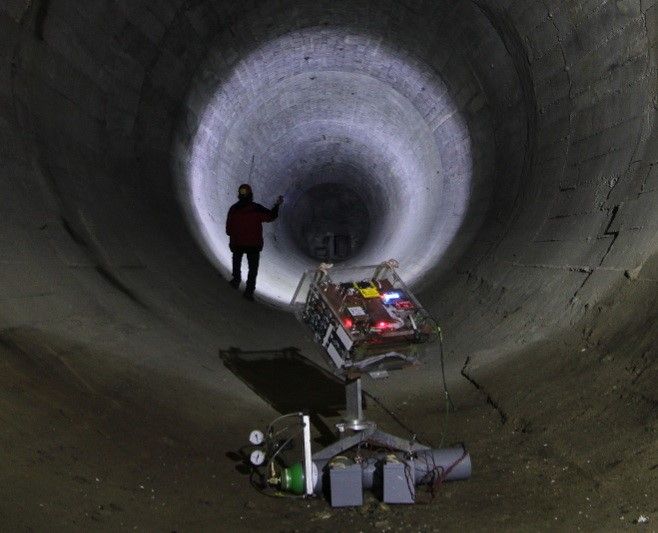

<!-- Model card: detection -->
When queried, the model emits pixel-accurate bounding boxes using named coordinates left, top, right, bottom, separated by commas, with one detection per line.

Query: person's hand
left=276, top=195, right=284, bottom=206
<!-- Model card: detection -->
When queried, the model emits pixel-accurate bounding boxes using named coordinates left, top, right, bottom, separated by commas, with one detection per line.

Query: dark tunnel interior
left=0, top=0, right=656, bottom=529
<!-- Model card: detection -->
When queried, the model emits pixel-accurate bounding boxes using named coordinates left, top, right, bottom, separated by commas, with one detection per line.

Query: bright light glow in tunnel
left=176, top=28, right=478, bottom=306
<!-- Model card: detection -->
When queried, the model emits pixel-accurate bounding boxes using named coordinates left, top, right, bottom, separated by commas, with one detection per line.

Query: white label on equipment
left=336, top=325, right=354, bottom=350
left=348, top=306, right=366, bottom=317
left=326, top=343, right=344, bottom=368
left=322, top=325, right=334, bottom=347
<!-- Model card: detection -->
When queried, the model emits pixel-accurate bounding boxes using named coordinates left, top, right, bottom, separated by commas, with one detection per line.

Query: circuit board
left=291, top=263, right=438, bottom=377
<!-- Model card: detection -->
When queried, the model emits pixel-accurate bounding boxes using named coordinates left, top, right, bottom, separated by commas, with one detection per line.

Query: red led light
left=377, top=321, right=392, bottom=329
left=343, top=317, right=353, bottom=329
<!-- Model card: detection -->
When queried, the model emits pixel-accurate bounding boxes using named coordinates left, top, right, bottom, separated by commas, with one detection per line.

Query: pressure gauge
left=250, top=449, right=266, bottom=466
left=249, top=430, right=265, bottom=445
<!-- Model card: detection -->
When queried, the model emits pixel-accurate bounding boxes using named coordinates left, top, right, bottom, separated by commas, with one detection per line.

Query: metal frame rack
left=291, top=260, right=439, bottom=381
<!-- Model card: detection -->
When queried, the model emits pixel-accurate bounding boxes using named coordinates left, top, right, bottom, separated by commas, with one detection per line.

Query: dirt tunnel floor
left=0, top=279, right=656, bottom=532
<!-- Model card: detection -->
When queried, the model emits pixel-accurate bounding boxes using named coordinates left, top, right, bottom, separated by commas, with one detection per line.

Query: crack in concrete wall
left=461, top=356, right=509, bottom=425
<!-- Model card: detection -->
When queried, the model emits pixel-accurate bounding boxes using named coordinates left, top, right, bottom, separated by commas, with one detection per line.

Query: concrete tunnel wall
left=1, top=0, right=656, bottom=368
left=0, top=0, right=656, bottom=527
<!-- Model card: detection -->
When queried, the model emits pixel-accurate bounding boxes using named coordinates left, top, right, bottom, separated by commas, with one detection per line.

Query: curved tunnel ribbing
left=0, top=0, right=656, bottom=528
left=3, top=0, right=653, bottom=351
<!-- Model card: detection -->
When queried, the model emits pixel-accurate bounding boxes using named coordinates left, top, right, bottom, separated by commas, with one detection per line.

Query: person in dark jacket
left=226, top=183, right=283, bottom=301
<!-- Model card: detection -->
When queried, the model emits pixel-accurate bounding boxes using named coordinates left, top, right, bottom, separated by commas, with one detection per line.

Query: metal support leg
left=312, top=427, right=376, bottom=461
left=368, top=429, right=430, bottom=453
left=312, top=427, right=430, bottom=462
left=314, top=377, right=427, bottom=462
left=337, top=378, right=375, bottom=432
left=346, top=378, right=363, bottom=422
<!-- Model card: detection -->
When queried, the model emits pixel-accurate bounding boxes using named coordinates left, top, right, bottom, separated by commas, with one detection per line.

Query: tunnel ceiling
left=1, top=0, right=656, bottom=357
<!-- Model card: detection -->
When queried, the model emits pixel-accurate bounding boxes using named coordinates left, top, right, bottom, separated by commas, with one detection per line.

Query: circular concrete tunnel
left=1, top=0, right=656, bottom=529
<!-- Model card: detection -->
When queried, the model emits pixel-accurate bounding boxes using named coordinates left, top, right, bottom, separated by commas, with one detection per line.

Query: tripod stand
left=312, top=377, right=430, bottom=462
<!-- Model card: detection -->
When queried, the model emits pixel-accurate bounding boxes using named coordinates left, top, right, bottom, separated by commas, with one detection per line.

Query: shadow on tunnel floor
left=218, top=346, right=348, bottom=445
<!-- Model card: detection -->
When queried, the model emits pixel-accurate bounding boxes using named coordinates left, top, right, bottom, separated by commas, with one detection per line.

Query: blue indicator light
left=382, top=292, right=401, bottom=303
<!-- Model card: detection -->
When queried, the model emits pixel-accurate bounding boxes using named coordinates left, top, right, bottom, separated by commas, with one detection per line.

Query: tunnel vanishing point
left=0, top=0, right=656, bottom=530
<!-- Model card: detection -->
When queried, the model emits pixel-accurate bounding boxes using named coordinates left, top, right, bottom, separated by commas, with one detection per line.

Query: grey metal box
left=383, top=460, right=415, bottom=504
left=330, top=464, right=363, bottom=507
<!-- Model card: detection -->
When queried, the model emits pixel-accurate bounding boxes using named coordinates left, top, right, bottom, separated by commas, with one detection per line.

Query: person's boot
left=243, top=290, right=255, bottom=302
left=229, top=278, right=240, bottom=290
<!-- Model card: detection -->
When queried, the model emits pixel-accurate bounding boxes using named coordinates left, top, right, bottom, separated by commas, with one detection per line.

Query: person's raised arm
left=261, top=196, right=283, bottom=222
